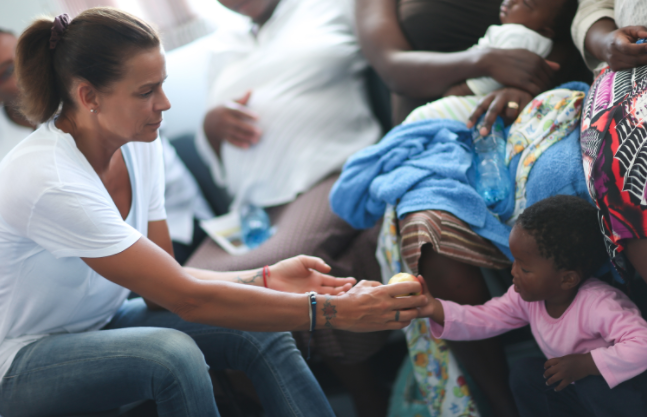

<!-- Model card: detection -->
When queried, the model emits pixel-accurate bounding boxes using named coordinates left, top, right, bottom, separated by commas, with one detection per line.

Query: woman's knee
left=244, top=331, right=297, bottom=358
left=131, top=328, right=208, bottom=375
left=228, top=331, right=300, bottom=371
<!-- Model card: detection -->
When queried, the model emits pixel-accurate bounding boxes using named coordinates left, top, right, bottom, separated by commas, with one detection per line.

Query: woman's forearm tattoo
left=322, top=295, right=337, bottom=328
left=235, top=269, right=262, bottom=285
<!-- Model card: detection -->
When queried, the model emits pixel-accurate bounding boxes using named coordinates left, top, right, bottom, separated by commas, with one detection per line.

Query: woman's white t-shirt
left=0, top=121, right=166, bottom=381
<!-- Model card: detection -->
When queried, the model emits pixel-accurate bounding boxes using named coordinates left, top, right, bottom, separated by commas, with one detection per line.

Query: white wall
left=0, top=0, right=62, bottom=34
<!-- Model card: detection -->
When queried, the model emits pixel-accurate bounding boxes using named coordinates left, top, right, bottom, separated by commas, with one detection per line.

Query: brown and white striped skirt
left=399, top=210, right=511, bottom=275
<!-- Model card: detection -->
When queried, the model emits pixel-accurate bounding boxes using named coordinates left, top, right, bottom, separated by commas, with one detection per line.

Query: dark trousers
left=510, top=356, right=647, bottom=417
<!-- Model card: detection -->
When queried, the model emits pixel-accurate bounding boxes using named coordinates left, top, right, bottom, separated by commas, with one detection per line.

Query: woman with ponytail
left=0, top=8, right=426, bottom=416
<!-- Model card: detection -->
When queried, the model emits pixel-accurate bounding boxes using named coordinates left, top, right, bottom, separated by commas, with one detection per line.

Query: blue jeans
left=510, top=356, right=647, bottom=417
left=0, top=298, right=335, bottom=417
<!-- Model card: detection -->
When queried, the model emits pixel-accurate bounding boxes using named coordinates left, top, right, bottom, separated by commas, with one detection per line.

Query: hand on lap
left=543, top=353, right=600, bottom=391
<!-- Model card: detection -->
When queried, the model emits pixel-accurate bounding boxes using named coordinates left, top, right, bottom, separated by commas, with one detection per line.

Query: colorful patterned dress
left=581, top=65, right=647, bottom=279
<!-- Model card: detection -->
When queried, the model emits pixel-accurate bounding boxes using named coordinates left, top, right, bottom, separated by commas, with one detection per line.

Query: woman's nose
left=156, top=88, right=171, bottom=112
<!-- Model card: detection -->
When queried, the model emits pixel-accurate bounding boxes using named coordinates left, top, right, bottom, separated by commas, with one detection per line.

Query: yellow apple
left=387, top=273, right=421, bottom=297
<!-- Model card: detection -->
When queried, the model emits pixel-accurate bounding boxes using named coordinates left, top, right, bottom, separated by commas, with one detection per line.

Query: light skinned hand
left=268, top=255, right=356, bottom=295
left=600, top=26, right=647, bottom=71
left=203, top=90, right=262, bottom=150
left=467, top=87, right=533, bottom=135
left=543, top=353, right=600, bottom=391
left=334, top=279, right=428, bottom=332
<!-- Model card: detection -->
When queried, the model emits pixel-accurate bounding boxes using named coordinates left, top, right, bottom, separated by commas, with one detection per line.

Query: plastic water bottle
left=472, top=117, right=511, bottom=205
left=240, top=205, right=271, bottom=249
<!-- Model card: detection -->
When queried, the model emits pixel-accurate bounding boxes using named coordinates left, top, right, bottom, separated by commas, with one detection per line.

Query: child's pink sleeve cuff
left=591, top=348, right=618, bottom=389
left=428, top=299, right=455, bottom=339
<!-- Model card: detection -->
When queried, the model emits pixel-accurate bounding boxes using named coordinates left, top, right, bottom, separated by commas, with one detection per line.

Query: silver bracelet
left=307, top=292, right=313, bottom=331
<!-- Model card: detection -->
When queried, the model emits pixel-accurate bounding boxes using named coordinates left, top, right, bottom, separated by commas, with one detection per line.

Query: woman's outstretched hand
left=203, top=91, right=262, bottom=151
left=467, top=87, right=533, bottom=135
left=481, top=48, right=559, bottom=97
left=328, top=280, right=428, bottom=332
left=268, top=255, right=356, bottom=295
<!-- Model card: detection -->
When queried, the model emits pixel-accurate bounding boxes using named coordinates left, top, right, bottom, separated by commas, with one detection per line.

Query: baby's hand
left=543, top=353, right=600, bottom=391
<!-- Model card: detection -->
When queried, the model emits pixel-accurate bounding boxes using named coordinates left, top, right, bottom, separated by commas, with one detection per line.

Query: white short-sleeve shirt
left=0, top=121, right=166, bottom=381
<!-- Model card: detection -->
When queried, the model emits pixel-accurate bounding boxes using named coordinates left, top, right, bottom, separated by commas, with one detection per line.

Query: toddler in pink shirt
left=419, top=195, right=647, bottom=416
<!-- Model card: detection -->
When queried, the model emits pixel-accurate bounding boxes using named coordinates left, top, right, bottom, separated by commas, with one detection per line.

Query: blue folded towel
left=330, top=84, right=590, bottom=260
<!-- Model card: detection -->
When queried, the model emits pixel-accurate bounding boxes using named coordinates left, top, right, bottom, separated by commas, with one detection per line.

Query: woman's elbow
left=368, top=54, right=417, bottom=96
left=170, top=295, right=203, bottom=323
left=159, top=284, right=204, bottom=323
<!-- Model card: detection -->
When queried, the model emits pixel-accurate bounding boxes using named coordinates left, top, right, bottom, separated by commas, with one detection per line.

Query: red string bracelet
left=262, top=265, right=270, bottom=288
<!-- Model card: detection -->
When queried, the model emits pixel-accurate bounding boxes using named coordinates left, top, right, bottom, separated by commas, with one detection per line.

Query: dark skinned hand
left=202, top=91, right=262, bottom=152
left=483, top=48, right=560, bottom=96
left=543, top=353, right=600, bottom=391
left=467, top=87, right=533, bottom=135
left=598, top=26, right=647, bottom=72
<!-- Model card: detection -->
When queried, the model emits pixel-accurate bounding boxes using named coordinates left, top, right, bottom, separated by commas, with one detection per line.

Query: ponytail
left=15, top=18, right=60, bottom=124
left=15, top=8, right=160, bottom=124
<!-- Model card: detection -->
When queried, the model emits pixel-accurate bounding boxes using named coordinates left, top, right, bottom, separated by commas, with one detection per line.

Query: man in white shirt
left=0, top=29, right=35, bottom=159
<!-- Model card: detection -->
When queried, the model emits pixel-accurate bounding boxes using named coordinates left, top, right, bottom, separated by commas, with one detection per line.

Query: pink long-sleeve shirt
left=429, top=278, right=647, bottom=388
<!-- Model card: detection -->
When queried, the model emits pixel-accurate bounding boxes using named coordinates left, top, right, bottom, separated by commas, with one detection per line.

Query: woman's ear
left=75, top=80, right=99, bottom=113
left=560, top=270, right=582, bottom=290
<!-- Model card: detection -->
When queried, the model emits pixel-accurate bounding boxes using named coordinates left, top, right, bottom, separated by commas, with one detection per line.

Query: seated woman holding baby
left=343, top=0, right=591, bottom=415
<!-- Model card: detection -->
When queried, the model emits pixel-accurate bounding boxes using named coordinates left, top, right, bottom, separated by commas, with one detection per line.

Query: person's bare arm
left=355, top=0, right=558, bottom=98
left=584, top=18, right=647, bottom=71
left=83, top=224, right=428, bottom=332
left=146, top=220, right=355, bottom=303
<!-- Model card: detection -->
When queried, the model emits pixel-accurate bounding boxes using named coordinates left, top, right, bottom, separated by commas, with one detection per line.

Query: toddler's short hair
left=516, top=195, right=608, bottom=277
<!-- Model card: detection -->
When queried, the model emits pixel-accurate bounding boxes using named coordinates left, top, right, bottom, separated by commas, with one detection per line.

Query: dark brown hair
left=15, top=7, right=160, bottom=124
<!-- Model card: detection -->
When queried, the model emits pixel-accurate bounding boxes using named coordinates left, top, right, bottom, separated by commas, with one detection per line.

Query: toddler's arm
left=420, top=285, right=529, bottom=341
left=586, top=288, right=647, bottom=388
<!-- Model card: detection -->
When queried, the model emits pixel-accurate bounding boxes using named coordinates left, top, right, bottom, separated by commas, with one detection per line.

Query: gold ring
left=507, top=101, right=520, bottom=110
